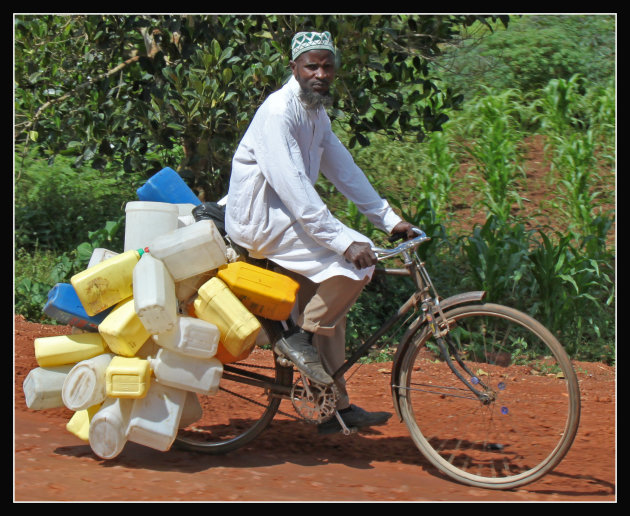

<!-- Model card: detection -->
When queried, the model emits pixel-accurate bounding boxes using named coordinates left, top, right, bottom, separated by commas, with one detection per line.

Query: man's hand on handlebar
left=389, top=221, right=416, bottom=242
left=344, top=241, right=377, bottom=269
left=344, top=222, right=419, bottom=269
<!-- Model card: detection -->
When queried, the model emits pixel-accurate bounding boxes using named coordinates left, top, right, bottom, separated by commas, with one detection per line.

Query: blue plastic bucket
left=43, top=283, right=112, bottom=331
left=136, top=167, right=201, bottom=205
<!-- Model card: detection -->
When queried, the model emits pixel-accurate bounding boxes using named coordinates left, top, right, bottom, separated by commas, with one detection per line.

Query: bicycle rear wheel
left=396, top=303, right=580, bottom=489
left=175, top=324, right=293, bottom=454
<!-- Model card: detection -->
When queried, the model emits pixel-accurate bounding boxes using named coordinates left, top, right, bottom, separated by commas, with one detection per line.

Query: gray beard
left=299, top=88, right=333, bottom=110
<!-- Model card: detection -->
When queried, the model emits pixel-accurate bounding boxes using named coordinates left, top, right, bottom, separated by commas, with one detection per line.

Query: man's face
left=290, top=49, right=336, bottom=97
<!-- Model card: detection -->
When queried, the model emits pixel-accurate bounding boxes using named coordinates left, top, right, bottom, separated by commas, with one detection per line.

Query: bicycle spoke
left=397, top=303, right=580, bottom=489
left=175, top=347, right=293, bottom=454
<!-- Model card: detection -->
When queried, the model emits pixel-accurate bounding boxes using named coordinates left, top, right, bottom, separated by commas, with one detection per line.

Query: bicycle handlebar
left=372, top=227, right=430, bottom=261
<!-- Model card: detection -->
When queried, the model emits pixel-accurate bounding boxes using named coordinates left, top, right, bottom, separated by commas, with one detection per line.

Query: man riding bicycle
left=225, top=30, right=415, bottom=434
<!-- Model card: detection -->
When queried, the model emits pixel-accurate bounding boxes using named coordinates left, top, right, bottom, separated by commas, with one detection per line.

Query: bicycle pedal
left=334, top=411, right=356, bottom=436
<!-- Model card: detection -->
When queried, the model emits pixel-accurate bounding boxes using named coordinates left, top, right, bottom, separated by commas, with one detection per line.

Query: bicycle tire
left=174, top=324, right=294, bottom=455
left=396, top=303, right=580, bottom=489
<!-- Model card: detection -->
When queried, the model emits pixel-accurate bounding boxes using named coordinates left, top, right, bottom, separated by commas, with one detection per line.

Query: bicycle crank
left=290, top=373, right=339, bottom=424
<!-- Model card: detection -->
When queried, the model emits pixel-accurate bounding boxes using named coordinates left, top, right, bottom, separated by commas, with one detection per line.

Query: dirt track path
left=14, top=316, right=616, bottom=502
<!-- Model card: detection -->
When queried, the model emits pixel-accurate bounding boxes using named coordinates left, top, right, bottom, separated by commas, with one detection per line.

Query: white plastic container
left=149, top=347, right=223, bottom=395
left=88, top=397, right=134, bottom=460
left=62, top=353, right=116, bottom=411
left=127, top=381, right=187, bottom=452
left=124, top=201, right=179, bottom=252
left=174, top=270, right=215, bottom=303
left=23, top=365, right=74, bottom=410
left=87, top=248, right=119, bottom=269
left=147, top=219, right=227, bottom=282
left=154, top=316, right=220, bottom=359
left=179, top=391, right=203, bottom=428
left=176, top=203, right=197, bottom=228
left=133, top=253, right=178, bottom=334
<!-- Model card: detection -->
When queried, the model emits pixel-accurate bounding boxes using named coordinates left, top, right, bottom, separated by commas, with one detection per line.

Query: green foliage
left=532, top=74, right=588, bottom=135
left=439, top=15, right=615, bottom=97
left=460, top=216, right=532, bottom=305
left=15, top=146, right=135, bottom=253
left=527, top=229, right=614, bottom=354
left=419, top=130, right=459, bottom=219
left=15, top=14, right=503, bottom=200
left=458, top=87, right=527, bottom=222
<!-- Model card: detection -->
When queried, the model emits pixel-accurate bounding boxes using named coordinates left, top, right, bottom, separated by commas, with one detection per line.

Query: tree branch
left=22, top=54, right=141, bottom=137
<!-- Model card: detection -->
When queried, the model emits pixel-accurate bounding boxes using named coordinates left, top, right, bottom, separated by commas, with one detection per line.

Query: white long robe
left=225, top=76, right=402, bottom=283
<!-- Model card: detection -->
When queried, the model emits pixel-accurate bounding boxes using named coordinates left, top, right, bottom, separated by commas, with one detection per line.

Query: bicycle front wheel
left=396, top=303, right=580, bottom=489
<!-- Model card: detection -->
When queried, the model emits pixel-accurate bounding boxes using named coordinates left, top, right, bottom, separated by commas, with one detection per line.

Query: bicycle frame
left=177, top=229, right=580, bottom=489
left=355, top=232, right=487, bottom=421
left=219, top=230, right=487, bottom=418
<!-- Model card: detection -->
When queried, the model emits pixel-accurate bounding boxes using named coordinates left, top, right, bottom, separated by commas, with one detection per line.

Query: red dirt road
left=14, top=315, right=616, bottom=502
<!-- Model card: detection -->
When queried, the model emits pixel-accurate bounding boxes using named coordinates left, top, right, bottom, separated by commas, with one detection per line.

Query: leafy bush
left=15, top=146, right=136, bottom=253
left=439, top=15, right=615, bottom=97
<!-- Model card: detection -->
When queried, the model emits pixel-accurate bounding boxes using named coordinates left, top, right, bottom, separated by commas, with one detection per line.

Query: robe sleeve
left=252, top=109, right=357, bottom=255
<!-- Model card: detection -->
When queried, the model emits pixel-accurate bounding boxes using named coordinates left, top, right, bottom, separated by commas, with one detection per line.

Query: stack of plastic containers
left=22, top=166, right=301, bottom=461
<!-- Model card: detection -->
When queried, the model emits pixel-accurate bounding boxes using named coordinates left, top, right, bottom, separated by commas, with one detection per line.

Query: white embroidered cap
left=291, top=31, right=335, bottom=60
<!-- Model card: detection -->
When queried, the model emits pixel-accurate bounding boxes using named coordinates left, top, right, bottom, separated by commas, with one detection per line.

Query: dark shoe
left=317, top=404, right=392, bottom=435
left=274, top=328, right=333, bottom=386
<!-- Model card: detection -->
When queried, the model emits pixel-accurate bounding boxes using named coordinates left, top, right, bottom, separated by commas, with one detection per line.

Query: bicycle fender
left=390, top=291, right=486, bottom=422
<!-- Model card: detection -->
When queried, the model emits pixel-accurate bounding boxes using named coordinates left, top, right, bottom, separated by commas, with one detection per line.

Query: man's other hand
left=344, top=242, right=377, bottom=269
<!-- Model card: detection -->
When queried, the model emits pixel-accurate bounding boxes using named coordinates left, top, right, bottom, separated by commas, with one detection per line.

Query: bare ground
left=14, top=315, right=616, bottom=502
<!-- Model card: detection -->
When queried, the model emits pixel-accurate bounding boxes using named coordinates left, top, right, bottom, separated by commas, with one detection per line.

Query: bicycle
left=175, top=228, right=581, bottom=490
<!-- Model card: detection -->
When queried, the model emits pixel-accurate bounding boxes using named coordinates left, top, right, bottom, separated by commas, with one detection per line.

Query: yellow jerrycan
left=193, top=277, right=261, bottom=359
left=216, top=261, right=299, bottom=321
left=71, top=248, right=146, bottom=316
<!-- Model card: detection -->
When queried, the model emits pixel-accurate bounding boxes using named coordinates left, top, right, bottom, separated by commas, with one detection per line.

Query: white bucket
left=154, top=316, right=220, bottom=359
left=147, top=219, right=227, bottom=282
left=127, top=382, right=187, bottom=452
left=149, top=347, right=223, bottom=395
left=89, top=397, right=134, bottom=460
left=62, top=353, right=116, bottom=411
left=133, top=253, right=178, bottom=334
left=23, top=365, right=74, bottom=410
left=124, top=201, right=179, bottom=252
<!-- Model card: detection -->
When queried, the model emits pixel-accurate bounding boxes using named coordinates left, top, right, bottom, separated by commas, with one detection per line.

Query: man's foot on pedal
left=317, top=404, right=392, bottom=435
left=274, top=328, right=333, bottom=386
